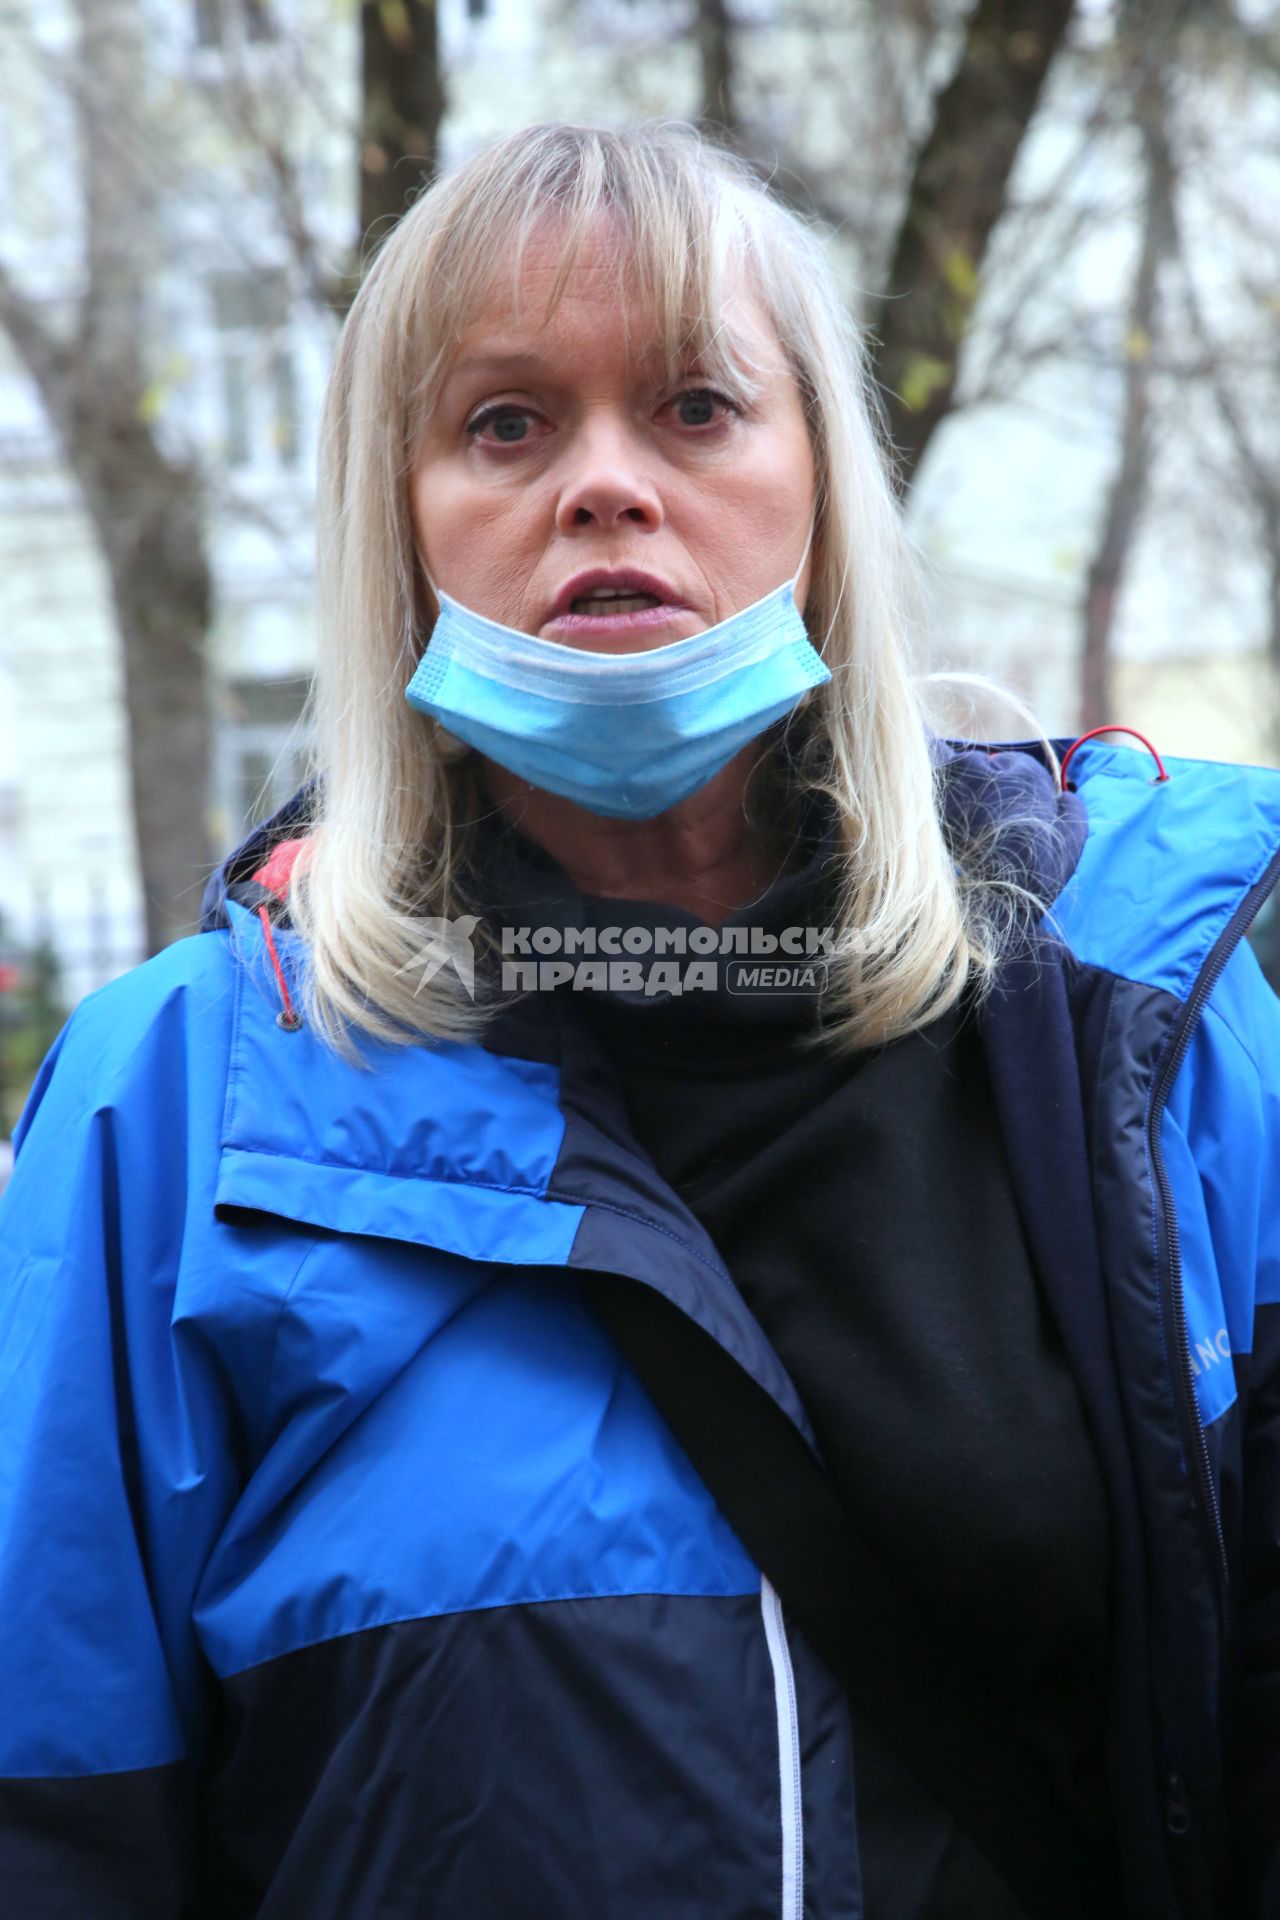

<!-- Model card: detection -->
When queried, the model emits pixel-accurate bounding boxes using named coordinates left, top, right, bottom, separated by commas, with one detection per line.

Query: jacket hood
left=200, top=775, right=320, bottom=932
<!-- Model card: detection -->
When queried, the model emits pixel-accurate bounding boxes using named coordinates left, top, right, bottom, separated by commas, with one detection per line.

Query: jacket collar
left=199, top=738, right=1086, bottom=934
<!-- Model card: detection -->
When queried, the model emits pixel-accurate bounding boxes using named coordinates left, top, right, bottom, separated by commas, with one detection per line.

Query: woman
left=0, top=122, right=1277, bottom=1920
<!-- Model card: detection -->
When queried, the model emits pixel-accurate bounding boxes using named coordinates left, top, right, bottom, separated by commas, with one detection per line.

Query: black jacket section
left=195, top=1594, right=861, bottom=1920
left=475, top=782, right=1119, bottom=1920
left=1229, top=1296, right=1280, bottom=1917
left=0, top=1762, right=195, bottom=1919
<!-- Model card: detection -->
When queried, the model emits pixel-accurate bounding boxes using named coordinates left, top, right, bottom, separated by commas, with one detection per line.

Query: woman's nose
left=553, top=420, right=664, bottom=534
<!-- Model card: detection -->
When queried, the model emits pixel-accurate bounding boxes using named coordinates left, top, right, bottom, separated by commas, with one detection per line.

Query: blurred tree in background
left=0, top=0, right=445, bottom=957
left=0, top=0, right=214, bottom=957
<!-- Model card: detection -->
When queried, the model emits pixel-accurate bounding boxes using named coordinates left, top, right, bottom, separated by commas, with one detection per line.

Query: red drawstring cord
left=1058, top=724, right=1169, bottom=793
left=257, top=904, right=303, bottom=1030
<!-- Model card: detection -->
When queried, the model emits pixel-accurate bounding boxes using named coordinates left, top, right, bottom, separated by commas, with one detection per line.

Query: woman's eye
left=668, top=387, right=735, bottom=429
left=464, top=388, right=735, bottom=445
left=466, top=405, right=535, bottom=444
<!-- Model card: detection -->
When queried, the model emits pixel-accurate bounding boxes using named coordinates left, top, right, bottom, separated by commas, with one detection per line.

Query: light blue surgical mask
left=404, top=527, right=828, bottom=820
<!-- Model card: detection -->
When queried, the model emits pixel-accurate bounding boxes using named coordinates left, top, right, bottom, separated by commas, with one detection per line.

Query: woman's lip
left=548, top=569, right=686, bottom=619
left=540, top=604, right=696, bottom=641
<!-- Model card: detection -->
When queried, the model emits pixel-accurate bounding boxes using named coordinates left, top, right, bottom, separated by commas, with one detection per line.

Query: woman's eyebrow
left=445, top=349, right=549, bottom=382
left=442, top=341, right=683, bottom=388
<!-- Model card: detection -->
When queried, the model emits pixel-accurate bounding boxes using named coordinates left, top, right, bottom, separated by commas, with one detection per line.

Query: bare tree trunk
left=1, top=0, right=215, bottom=953
left=696, top=0, right=740, bottom=147
left=873, top=0, right=1077, bottom=489
left=360, top=0, right=446, bottom=252
left=1080, top=28, right=1177, bottom=729
left=76, top=431, right=214, bottom=949
left=0, top=0, right=450, bottom=952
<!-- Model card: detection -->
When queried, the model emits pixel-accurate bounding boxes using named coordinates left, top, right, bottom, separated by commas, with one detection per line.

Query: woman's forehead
left=468, top=209, right=664, bottom=316
left=442, top=218, right=777, bottom=383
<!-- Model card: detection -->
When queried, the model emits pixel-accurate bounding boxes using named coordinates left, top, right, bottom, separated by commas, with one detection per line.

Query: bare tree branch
left=1079, top=7, right=1179, bottom=728
left=697, top=0, right=741, bottom=147
left=1174, top=239, right=1280, bottom=739
left=0, top=258, right=72, bottom=392
left=871, top=0, right=1078, bottom=488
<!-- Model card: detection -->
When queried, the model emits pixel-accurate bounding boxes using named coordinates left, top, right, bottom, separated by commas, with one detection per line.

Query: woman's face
left=409, top=222, right=816, bottom=654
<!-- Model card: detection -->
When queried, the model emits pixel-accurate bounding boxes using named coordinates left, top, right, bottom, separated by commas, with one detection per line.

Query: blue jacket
left=1, top=738, right=1278, bottom=1919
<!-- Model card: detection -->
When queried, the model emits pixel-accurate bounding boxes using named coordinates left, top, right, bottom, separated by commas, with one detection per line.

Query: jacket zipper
left=761, top=1578, right=804, bottom=1920
left=1145, top=843, right=1280, bottom=1627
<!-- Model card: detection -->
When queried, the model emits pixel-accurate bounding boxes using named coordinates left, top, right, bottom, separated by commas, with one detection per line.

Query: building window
left=195, top=0, right=276, bottom=46
left=209, top=270, right=299, bottom=470
left=215, top=677, right=312, bottom=849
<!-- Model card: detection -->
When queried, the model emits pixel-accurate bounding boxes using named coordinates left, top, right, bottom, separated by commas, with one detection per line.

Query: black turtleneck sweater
left=469, top=796, right=1116, bottom=1919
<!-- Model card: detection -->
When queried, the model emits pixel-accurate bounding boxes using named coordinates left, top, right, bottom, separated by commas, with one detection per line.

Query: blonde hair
left=285, top=120, right=1051, bottom=1061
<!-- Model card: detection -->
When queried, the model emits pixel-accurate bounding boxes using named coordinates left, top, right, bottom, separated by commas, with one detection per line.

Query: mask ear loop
left=775, top=516, right=828, bottom=755
left=411, top=557, right=472, bottom=764
left=791, top=514, right=829, bottom=684
left=791, top=515, right=817, bottom=594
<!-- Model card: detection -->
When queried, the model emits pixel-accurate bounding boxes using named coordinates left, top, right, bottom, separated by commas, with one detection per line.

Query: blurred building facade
left=0, top=0, right=1275, bottom=1010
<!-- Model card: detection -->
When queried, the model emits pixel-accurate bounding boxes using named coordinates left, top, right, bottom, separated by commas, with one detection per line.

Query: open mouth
left=569, top=590, right=663, bottom=616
